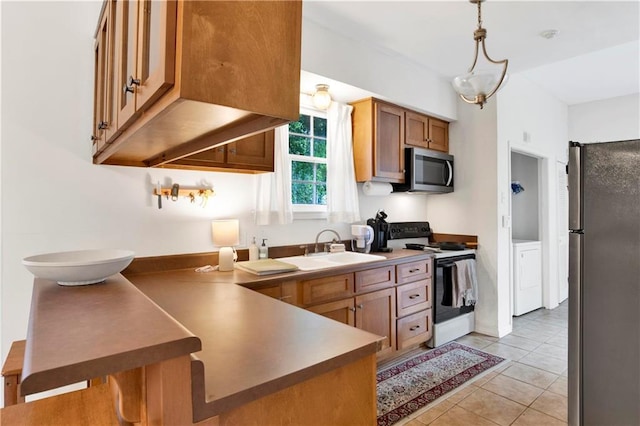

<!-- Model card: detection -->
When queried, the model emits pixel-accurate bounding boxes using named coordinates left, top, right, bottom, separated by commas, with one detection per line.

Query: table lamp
left=212, top=219, right=239, bottom=272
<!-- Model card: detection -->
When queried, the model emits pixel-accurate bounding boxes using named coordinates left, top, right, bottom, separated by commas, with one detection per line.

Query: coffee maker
left=367, top=210, right=393, bottom=252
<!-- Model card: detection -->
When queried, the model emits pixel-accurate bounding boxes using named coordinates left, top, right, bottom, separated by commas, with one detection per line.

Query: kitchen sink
left=278, top=251, right=386, bottom=271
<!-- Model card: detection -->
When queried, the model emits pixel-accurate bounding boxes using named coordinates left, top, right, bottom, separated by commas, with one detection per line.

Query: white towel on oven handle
left=453, top=259, right=478, bottom=308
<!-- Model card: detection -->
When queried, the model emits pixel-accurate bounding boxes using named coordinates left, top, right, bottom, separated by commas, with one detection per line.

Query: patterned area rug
left=377, top=342, right=505, bottom=426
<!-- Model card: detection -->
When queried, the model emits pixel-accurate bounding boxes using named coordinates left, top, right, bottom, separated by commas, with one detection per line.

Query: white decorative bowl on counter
left=22, top=249, right=135, bottom=286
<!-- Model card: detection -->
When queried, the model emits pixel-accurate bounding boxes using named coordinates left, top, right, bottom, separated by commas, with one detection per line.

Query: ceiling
left=302, top=1, right=640, bottom=105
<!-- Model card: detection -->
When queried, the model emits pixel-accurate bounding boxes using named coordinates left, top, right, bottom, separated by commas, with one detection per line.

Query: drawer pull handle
left=408, top=294, right=421, bottom=299
left=349, top=307, right=356, bottom=312
left=409, top=325, right=421, bottom=331
left=408, top=268, right=420, bottom=273
left=279, top=295, right=292, bottom=300
left=357, top=304, right=364, bottom=309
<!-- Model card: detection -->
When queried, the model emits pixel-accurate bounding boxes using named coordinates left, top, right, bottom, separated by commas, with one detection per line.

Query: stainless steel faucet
left=314, top=229, right=342, bottom=253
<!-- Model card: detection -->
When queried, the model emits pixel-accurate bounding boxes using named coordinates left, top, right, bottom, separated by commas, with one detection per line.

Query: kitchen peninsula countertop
left=21, top=249, right=432, bottom=422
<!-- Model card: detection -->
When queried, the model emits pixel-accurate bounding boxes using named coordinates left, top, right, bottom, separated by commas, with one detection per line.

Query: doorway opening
left=510, top=151, right=543, bottom=316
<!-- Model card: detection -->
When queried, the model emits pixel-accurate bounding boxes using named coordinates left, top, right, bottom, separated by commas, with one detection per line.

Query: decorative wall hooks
left=153, top=182, right=214, bottom=209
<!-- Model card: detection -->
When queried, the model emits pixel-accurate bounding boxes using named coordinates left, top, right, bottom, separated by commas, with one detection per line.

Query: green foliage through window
left=289, top=112, right=328, bottom=207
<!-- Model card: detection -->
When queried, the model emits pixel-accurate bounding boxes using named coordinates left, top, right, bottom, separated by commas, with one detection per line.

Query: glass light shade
left=452, top=69, right=505, bottom=99
left=312, top=84, right=332, bottom=110
left=211, top=219, right=239, bottom=247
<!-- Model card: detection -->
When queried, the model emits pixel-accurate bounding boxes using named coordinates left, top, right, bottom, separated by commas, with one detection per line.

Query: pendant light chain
left=477, top=0, right=482, bottom=30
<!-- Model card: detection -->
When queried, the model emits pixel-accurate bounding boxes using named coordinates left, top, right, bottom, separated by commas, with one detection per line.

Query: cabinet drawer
left=397, top=279, right=432, bottom=317
left=302, top=274, right=354, bottom=305
left=396, top=259, right=432, bottom=284
left=397, top=309, right=432, bottom=350
left=355, top=266, right=395, bottom=294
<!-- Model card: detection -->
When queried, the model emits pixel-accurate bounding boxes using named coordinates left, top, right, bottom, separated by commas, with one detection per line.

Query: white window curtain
left=326, top=102, right=360, bottom=223
left=255, top=126, right=293, bottom=225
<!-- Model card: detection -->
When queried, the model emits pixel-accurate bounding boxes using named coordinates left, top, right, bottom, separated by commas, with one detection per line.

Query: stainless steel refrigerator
left=568, top=140, right=640, bottom=426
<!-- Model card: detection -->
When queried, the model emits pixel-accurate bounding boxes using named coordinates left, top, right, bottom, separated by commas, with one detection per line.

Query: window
left=288, top=109, right=327, bottom=213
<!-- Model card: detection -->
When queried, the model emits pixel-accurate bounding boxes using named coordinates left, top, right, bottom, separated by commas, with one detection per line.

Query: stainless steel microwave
left=392, top=147, right=454, bottom=193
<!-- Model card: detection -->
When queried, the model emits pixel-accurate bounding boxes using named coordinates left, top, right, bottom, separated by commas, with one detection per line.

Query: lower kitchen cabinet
left=356, top=288, right=396, bottom=359
left=251, top=255, right=434, bottom=363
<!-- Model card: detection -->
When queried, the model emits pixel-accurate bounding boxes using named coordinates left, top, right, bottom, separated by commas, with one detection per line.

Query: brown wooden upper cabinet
left=164, top=130, right=275, bottom=173
left=352, top=98, right=405, bottom=183
left=92, top=0, right=301, bottom=170
left=405, top=111, right=449, bottom=153
left=351, top=98, right=450, bottom=183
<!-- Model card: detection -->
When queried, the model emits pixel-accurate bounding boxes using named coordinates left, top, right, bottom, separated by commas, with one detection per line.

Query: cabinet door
left=374, top=102, right=405, bottom=182
left=93, top=1, right=120, bottom=153
left=134, top=0, right=176, bottom=112
left=115, top=0, right=176, bottom=130
left=226, top=131, right=275, bottom=170
left=355, top=288, right=396, bottom=359
left=307, top=299, right=355, bottom=327
left=428, top=118, right=449, bottom=152
left=405, top=111, right=429, bottom=149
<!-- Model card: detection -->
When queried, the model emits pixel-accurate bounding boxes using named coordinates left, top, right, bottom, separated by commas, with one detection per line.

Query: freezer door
left=568, top=232, right=581, bottom=426
left=568, top=143, right=582, bottom=230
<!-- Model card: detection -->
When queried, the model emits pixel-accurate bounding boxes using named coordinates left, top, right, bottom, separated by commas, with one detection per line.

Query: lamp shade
left=211, top=219, right=239, bottom=247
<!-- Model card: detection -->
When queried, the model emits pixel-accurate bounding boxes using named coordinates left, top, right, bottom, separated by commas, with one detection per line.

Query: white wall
left=569, top=93, right=640, bottom=142
left=0, top=2, right=436, bottom=397
left=425, top=99, right=502, bottom=336
left=498, top=74, right=569, bottom=316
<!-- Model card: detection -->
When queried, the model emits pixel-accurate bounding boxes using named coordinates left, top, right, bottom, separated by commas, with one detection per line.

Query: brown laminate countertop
left=21, top=274, right=202, bottom=395
left=22, top=249, right=430, bottom=422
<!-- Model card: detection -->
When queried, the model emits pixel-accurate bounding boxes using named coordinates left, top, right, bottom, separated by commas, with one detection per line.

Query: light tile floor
left=394, top=301, right=568, bottom=426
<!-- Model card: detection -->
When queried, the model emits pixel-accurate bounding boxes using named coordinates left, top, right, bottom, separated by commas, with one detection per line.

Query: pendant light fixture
left=452, top=0, right=508, bottom=109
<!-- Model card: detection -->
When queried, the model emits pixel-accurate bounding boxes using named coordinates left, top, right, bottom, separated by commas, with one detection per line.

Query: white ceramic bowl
left=22, top=249, right=135, bottom=286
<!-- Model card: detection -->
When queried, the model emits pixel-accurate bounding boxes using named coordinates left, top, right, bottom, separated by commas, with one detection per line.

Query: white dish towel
left=453, top=259, right=478, bottom=308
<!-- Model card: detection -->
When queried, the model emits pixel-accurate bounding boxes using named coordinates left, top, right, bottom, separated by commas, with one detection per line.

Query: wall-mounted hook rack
left=153, top=185, right=214, bottom=207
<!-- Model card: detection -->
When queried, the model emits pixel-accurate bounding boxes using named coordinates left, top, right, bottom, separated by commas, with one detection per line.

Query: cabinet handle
left=229, top=148, right=237, bottom=154
left=409, top=268, right=420, bottom=273
left=278, top=295, right=292, bottom=300
left=408, top=294, right=420, bottom=299
left=409, top=325, right=421, bottom=331
left=98, top=121, right=108, bottom=130
left=349, top=307, right=356, bottom=312
left=357, top=304, right=364, bottom=309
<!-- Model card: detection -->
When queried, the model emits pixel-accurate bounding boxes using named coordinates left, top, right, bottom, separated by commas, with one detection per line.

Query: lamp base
left=218, top=247, right=235, bottom=272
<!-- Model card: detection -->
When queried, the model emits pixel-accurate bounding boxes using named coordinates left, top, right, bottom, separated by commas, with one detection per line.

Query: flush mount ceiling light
left=312, top=84, right=332, bottom=110
left=452, top=0, right=508, bottom=109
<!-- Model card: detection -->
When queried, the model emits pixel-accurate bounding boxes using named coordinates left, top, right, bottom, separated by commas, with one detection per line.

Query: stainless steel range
left=388, top=222, right=477, bottom=347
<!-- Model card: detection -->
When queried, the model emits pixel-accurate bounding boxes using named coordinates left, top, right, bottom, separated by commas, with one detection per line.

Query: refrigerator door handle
left=568, top=144, right=582, bottom=230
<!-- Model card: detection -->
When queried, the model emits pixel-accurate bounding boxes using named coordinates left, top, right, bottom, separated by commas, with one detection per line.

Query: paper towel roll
left=362, top=181, right=393, bottom=196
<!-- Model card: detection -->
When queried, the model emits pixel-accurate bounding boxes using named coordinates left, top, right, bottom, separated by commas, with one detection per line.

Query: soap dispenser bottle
left=249, top=237, right=259, bottom=261
left=259, top=239, right=268, bottom=259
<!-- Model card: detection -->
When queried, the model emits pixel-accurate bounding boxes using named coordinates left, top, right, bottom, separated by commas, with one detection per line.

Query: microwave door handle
left=445, top=161, right=453, bottom=186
